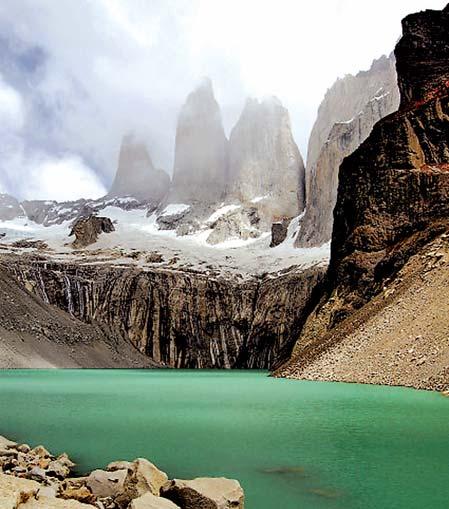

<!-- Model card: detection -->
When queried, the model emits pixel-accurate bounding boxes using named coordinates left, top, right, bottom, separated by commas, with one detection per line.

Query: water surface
left=1, top=370, right=449, bottom=509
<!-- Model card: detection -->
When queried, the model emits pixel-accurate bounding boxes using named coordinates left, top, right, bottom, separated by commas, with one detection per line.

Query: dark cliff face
left=330, top=4, right=449, bottom=316
left=278, top=4, right=449, bottom=375
left=396, top=5, right=449, bottom=109
left=8, top=257, right=325, bottom=369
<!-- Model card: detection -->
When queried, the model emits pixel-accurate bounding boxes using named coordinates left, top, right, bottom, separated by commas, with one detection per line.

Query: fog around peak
left=0, top=0, right=445, bottom=200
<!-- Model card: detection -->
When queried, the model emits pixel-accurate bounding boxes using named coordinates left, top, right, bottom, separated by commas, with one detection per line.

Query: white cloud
left=0, top=75, right=24, bottom=132
left=23, top=155, right=107, bottom=201
left=0, top=0, right=446, bottom=201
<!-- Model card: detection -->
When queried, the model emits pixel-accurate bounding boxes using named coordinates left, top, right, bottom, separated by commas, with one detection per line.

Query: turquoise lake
left=1, top=370, right=449, bottom=508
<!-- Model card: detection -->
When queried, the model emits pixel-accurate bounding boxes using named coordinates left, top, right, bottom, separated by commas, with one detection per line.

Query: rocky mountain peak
left=169, top=78, right=228, bottom=204
left=295, top=53, right=399, bottom=247
left=396, top=5, right=449, bottom=109
left=228, top=95, right=305, bottom=219
left=108, top=134, right=169, bottom=203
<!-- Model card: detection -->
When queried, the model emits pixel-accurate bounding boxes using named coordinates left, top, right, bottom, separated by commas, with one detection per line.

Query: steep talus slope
left=280, top=235, right=449, bottom=390
left=0, top=263, right=156, bottom=368
left=277, top=4, right=449, bottom=390
left=296, top=55, right=399, bottom=247
left=6, top=255, right=325, bottom=369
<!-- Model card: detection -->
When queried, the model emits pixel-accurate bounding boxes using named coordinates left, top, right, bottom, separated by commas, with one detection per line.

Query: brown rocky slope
left=277, top=4, right=449, bottom=390
left=0, top=264, right=157, bottom=368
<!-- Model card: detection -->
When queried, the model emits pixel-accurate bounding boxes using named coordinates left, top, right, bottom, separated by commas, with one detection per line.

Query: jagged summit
left=228, top=95, right=305, bottom=219
left=279, top=3, right=449, bottom=390
left=108, top=133, right=169, bottom=203
left=296, top=53, right=399, bottom=247
left=169, top=78, right=228, bottom=204
left=396, top=5, right=449, bottom=108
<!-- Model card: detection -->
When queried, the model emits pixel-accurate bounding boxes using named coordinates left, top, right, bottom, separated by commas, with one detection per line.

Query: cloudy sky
left=0, top=0, right=445, bottom=201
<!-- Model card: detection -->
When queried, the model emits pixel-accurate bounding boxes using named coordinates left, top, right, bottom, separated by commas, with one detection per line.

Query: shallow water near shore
left=1, top=370, right=449, bottom=508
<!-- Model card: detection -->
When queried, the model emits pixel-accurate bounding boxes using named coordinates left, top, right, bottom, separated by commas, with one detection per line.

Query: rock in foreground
left=162, top=477, right=244, bottom=509
left=0, top=435, right=244, bottom=509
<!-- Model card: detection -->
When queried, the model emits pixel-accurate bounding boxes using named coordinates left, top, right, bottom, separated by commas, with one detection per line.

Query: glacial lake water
left=1, top=370, right=449, bottom=509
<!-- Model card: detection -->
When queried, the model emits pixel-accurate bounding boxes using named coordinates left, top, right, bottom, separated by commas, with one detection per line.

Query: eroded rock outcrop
left=278, top=4, right=449, bottom=390
left=108, top=134, right=170, bottom=203
left=8, top=256, right=325, bottom=369
left=0, top=263, right=155, bottom=369
left=169, top=79, right=228, bottom=204
left=228, top=97, right=305, bottom=219
left=297, top=54, right=399, bottom=247
left=69, top=215, right=115, bottom=248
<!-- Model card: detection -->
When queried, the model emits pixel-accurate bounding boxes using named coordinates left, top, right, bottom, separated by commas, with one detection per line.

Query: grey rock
left=86, top=468, right=127, bottom=498
left=108, top=134, right=170, bottom=204
left=297, top=54, right=399, bottom=247
left=169, top=78, right=228, bottom=204
left=228, top=96, right=305, bottom=219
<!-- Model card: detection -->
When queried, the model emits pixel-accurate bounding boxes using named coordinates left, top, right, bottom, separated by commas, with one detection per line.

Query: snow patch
left=250, top=194, right=269, bottom=203
left=207, top=204, right=240, bottom=223
left=160, top=203, right=190, bottom=216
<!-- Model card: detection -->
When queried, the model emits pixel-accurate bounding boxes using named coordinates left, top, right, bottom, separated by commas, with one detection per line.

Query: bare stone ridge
left=228, top=96, right=305, bottom=219
left=396, top=5, right=449, bottom=109
left=296, top=54, right=399, bottom=247
left=108, top=134, right=170, bottom=203
left=278, top=3, right=449, bottom=391
left=169, top=78, right=228, bottom=204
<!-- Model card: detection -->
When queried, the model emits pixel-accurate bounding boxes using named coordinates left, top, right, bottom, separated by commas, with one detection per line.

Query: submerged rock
left=162, top=477, right=244, bottom=509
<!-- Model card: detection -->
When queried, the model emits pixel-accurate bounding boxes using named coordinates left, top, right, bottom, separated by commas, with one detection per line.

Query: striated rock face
left=108, top=134, right=170, bottom=203
left=69, top=215, right=115, bottom=249
left=9, top=257, right=325, bottom=369
left=278, top=4, right=449, bottom=389
left=228, top=97, right=305, bottom=219
left=297, top=54, right=399, bottom=247
left=170, top=78, right=228, bottom=204
left=0, top=264, right=155, bottom=369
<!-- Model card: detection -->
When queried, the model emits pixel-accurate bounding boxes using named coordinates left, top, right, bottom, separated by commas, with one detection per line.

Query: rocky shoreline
left=0, top=435, right=244, bottom=508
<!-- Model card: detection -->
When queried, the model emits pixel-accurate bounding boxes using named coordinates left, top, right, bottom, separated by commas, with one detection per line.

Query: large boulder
left=0, top=472, right=40, bottom=508
left=161, top=477, right=244, bottom=509
left=69, top=215, right=115, bottom=248
left=21, top=496, right=96, bottom=508
left=108, top=134, right=170, bottom=203
left=129, top=492, right=180, bottom=509
left=86, top=468, right=127, bottom=498
left=228, top=96, right=305, bottom=219
left=169, top=78, right=228, bottom=204
left=108, top=458, right=169, bottom=508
